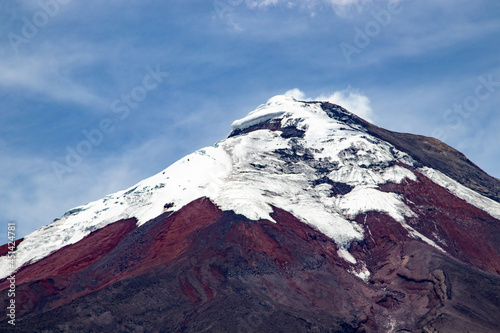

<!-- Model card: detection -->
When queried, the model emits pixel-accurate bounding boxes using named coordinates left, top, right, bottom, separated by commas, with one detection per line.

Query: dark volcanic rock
left=228, top=118, right=305, bottom=139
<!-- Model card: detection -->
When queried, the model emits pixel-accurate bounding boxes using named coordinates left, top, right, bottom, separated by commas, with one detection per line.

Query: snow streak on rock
left=418, top=167, right=500, bottom=220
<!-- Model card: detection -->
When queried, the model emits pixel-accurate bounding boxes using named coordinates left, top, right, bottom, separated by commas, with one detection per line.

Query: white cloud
left=216, top=0, right=380, bottom=32
left=326, top=0, right=368, bottom=16
left=246, top=0, right=280, bottom=9
left=246, top=0, right=372, bottom=16
left=316, top=87, right=374, bottom=122
left=284, top=88, right=306, bottom=100
left=283, top=87, right=374, bottom=122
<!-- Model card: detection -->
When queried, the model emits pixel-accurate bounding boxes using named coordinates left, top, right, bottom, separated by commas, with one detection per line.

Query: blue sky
left=1, top=0, right=500, bottom=242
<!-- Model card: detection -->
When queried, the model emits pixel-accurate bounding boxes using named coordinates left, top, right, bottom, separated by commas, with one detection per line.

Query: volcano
left=2, top=95, right=500, bottom=332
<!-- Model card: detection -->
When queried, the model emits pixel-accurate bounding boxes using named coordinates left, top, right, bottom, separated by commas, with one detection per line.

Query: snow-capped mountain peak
left=2, top=95, right=500, bottom=281
left=3, top=95, right=500, bottom=332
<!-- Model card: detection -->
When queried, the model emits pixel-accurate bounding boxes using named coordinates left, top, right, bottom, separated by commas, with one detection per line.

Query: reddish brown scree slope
left=1, top=189, right=500, bottom=332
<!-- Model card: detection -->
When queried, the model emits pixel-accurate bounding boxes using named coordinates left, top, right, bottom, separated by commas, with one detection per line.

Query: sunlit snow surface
left=3, top=95, right=500, bottom=280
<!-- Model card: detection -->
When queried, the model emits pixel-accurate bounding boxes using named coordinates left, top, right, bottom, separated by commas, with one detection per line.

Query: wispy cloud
left=214, top=0, right=382, bottom=32
left=246, top=0, right=371, bottom=13
left=284, top=87, right=374, bottom=122
left=284, top=88, right=306, bottom=100
left=317, top=88, right=374, bottom=122
left=0, top=51, right=107, bottom=110
left=337, top=4, right=500, bottom=67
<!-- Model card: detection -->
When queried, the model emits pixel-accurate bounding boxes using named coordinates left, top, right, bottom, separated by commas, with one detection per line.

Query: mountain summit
left=2, top=95, right=500, bottom=332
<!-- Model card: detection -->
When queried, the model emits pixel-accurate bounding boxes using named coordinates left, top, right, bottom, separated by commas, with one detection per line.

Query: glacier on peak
left=4, top=94, right=500, bottom=281
left=0, top=95, right=418, bottom=279
left=231, top=95, right=301, bottom=130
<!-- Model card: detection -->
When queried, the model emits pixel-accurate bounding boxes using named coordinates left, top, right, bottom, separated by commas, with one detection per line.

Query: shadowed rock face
left=2, top=99, right=500, bottom=332
left=228, top=118, right=306, bottom=139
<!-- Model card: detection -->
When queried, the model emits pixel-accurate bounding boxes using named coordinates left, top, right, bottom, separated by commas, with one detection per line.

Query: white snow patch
left=336, top=186, right=415, bottom=223
left=214, top=129, right=365, bottom=247
left=338, top=248, right=357, bottom=264
left=349, top=261, right=371, bottom=282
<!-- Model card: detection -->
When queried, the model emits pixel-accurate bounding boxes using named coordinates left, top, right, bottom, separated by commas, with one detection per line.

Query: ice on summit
left=5, top=94, right=499, bottom=281
left=0, top=95, right=414, bottom=279
left=231, top=95, right=302, bottom=131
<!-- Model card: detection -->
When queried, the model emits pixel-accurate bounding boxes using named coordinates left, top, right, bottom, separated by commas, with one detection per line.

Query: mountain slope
left=2, top=95, right=500, bottom=332
left=359, top=115, right=500, bottom=203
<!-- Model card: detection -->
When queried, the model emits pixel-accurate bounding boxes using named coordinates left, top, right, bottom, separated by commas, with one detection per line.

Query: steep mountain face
left=2, top=96, right=500, bottom=332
